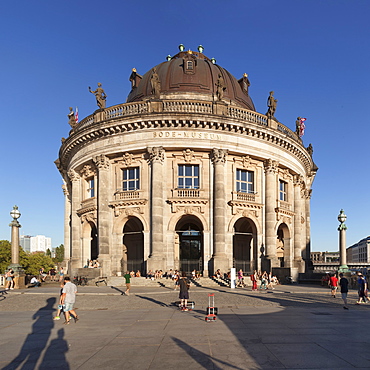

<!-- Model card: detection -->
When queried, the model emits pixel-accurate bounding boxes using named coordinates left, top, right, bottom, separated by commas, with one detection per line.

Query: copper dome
left=126, top=50, right=255, bottom=111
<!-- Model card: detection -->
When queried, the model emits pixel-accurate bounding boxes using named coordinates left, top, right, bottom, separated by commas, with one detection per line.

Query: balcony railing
left=232, top=191, right=256, bottom=202
left=115, top=190, right=141, bottom=200
left=173, top=189, right=200, bottom=198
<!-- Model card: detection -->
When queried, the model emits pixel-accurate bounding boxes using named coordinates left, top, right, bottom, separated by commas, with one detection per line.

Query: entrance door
left=123, top=218, right=145, bottom=275
left=176, top=217, right=203, bottom=274
left=233, top=218, right=255, bottom=273
left=91, top=225, right=98, bottom=260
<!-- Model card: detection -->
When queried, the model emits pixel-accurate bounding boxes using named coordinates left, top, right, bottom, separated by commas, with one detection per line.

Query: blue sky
left=0, top=0, right=369, bottom=251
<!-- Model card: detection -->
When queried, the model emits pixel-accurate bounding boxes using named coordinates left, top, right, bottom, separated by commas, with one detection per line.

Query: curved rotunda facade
left=56, top=47, right=317, bottom=279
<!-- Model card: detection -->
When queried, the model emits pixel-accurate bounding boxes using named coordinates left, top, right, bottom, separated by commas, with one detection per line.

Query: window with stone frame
left=236, top=169, right=254, bottom=193
left=86, top=177, right=95, bottom=198
left=122, top=167, right=140, bottom=191
left=279, top=180, right=287, bottom=201
left=178, top=164, right=199, bottom=189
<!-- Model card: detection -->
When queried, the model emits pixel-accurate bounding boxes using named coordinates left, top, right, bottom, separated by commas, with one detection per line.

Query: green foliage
left=53, top=244, right=65, bottom=263
left=0, top=240, right=54, bottom=275
left=46, top=248, right=51, bottom=257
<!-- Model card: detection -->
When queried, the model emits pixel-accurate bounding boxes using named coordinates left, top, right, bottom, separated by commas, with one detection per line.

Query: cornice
left=58, top=100, right=315, bottom=175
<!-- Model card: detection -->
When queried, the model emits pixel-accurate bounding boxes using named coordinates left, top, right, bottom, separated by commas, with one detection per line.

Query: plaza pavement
left=1, top=282, right=370, bottom=370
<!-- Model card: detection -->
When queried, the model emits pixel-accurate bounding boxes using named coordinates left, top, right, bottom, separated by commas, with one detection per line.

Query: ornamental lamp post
left=337, top=209, right=349, bottom=273
left=8, top=205, right=26, bottom=289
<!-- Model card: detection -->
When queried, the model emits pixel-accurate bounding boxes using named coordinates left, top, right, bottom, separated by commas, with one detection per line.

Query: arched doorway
left=90, top=225, right=98, bottom=260
left=123, top=217, right=144, bottom=275
left=176, top=216, right=203, bottom=274
left=277, top=223, right=290, bottom=267
left=233, top=217, right=257, bottom=273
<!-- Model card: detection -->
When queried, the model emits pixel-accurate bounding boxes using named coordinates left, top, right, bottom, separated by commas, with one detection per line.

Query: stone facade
left=55, top=47, right=317, bottom=278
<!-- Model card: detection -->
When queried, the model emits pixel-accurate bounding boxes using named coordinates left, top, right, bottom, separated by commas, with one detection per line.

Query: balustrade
left=115, top=190, right=141, bottom=200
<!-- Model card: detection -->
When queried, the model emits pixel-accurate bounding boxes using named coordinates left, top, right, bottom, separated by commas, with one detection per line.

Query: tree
left=26, top=252, right=54, bottom=275
left=0, top=240, right=29, bottom=274
left=53, top=244, right=65, bottom=263
left=46, top=248, right=51, bottom=258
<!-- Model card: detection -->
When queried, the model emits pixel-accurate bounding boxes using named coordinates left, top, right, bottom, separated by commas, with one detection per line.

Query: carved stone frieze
left=80, top=164, right=96, bottom=178
left=167, top=199, right=208, bottom=213
left=211, top=148, right=228, bottom=165
left=122, top=152, right=134, bottom=166
left=228, top=200, right=263, bottom=216
left=148, top=146, right=165, bottom=164
left=93, top=154, right=110, bottom=170
left=182, top=149, right=195, bottom=163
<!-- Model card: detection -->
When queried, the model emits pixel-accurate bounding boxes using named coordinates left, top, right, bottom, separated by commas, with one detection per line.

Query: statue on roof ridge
left=88, top=82, right=107, bottom=109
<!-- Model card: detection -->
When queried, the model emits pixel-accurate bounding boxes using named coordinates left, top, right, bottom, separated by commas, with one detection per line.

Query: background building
left=56, top=46, right=317, bottom=279
left=347, top=237, right=370, bottom=263
left=20, top=235, right=51, bottom=253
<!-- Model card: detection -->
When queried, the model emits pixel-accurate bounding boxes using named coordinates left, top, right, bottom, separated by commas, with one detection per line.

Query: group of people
left=326, top=271, right=370, bottom=309
left=86, top=260, right=100, bottom=268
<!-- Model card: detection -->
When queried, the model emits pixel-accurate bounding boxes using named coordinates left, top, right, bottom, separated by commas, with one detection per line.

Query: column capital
left=211, top=148, right=228, bottom=165
left=148, top=146, right=165, bottom=164
left=67, top=169, right=80, bottom=182
left=263, top=158, right=279, bottom=174
left=93, top=154, right=110, bottom=170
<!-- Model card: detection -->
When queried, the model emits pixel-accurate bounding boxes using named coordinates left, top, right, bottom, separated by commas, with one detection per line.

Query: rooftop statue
left=295, top=117, right=302, bottom=136
left=266, top=91, right=277, bottom=118
left=215, top=74, right=226, bottom=101
left=68, top=107, right=77, bottom=129
left=89, top=82, right=107, bottom=109
left=150, top=67, right=161, bottom=99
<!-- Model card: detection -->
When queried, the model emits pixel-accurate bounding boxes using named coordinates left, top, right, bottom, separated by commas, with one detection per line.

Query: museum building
left=55, top=45, right=317, bottom=279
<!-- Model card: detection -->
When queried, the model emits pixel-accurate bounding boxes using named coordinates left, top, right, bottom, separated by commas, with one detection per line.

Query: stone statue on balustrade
left=89, top=82, right=107, bottom=109
left=266, top=91, right=277, bottom=119
left=68, top=107, right=77, bottom=129
left=150, top=67, right=161, bottom=99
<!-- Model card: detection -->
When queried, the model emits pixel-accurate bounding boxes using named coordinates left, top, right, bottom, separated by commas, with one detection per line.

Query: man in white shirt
left=30, top=276, right=41, bottom=287
left=61, top=276, right=79, bottom=324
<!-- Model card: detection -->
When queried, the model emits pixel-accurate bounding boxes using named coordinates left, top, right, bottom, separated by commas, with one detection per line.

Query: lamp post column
left=8, top=205, right=25, bottom=289
left=338, top=209, right=349, bottom=273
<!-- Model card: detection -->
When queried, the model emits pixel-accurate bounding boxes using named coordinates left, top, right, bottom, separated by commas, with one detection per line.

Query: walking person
left=250, top=270, right=258, bottom=291
left=59, top=267, right=65, bottom=282
left=61, top=276, right=79, bottom=324
left=339, top=273, right=349, bottom=309
left=356, top=273, right=367, bottom=304
left=54, top=281, right=66, bottom=320
left=178, top=272, right=190, bottom=311
left=123, top=271, right=131, bottom=295
left=5, top=269, right=14, bottom=290
left=329, top=273, right=338, bottom=298
left=237, top=269, right=244, bottom=287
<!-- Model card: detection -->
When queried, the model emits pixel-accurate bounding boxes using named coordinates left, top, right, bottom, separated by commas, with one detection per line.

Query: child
left=54, top=282, right=66, bottom=320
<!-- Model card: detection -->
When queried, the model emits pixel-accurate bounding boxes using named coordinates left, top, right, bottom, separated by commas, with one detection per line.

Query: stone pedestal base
left=147, top=256, right=166, bottom=273
left=8, top=264, right=26, bottom=289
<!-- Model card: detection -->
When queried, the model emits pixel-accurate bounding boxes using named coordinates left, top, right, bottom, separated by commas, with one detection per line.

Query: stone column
left=93, top=154, right=111, bottom=276
left=62, top=182, right=71, bottom=263
left=293, top=175, right=304, bottom=270
left=263, top=159, right=279, bottom=270
left=211, top=148, right=229, bottom=274
left=304, top=189, right=312, bottom=272
left=147, top=147, right=165, bottom=271
left=68, top=169, right=82, bottom=274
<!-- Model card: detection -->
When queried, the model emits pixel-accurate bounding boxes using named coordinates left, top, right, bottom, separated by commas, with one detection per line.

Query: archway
left=233, top=217, right=257, bottom=273
left=276, top=223, right=290, bottom=267
left=176, top=216, right=203, bottom=274
left=90, top=225, right=98, bottom=260
left=122, top=217, right=144, bottom=275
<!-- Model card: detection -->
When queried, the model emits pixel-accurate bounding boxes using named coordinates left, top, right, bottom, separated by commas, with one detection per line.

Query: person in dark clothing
left=339, top=273, right=349, bottom=309
left=356, top=273, right=367, bottom=304
left=178, top=272, right=190, bottom=311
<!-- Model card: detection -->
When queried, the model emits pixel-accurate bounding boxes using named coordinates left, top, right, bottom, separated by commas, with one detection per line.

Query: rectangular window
left=178, top=164, right=199, bottom=189
left=186, top=61, right=193, bottom=70
left=279, top=180, right=287, bottom=201
left=236, top=169, right=254, bottom=193
left=87, top=178, right=95, bottom=198
left=122, top=167, right=140, bottom=191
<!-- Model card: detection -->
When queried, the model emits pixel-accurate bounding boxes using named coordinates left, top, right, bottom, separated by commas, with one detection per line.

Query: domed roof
left=126, top=49, right=255, bottom=111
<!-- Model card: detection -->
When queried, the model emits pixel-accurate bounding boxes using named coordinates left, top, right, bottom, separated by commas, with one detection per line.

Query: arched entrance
left=176, top=216, right=203, bottom=274
left=90, top=225, right=98, bottom=260
left=122, top=217, right=144, bottom=275
left=277, top=223, right=290, bottom=267
left=233, top=217, right=257, bottom=273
